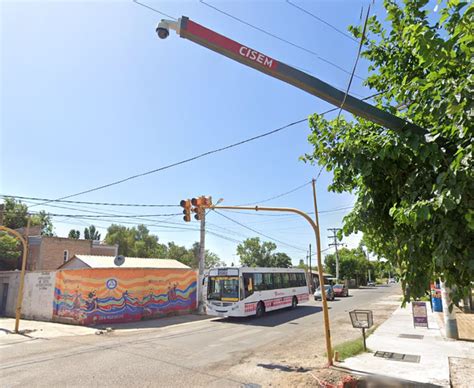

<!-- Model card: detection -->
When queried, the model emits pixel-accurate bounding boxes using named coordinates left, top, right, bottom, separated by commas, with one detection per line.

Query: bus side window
left=281, top=273, right=290, bottom=288
left=243, top=273, right=254, bottom=298
left=263, top=273, right=273, bottom=290
left=273, top=273, right=282, bottom=289
left=254, top=273, right=264, bottom=291
left=299, top=273, right=307, bottom=286
left=289, top=273, right=297, bottom=287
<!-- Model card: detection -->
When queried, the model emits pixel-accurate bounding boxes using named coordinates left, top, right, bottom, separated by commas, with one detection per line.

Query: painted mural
left=53, top=269, right=197, bottom=325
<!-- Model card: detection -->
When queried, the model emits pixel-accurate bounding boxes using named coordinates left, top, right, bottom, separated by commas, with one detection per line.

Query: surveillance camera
left=156, top=21, right=170, bottom=39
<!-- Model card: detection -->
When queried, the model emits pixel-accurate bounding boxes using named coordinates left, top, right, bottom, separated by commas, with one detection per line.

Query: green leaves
left=236, top=237, right=292, bottom=268
left=304, top=0, right=473, bottom=304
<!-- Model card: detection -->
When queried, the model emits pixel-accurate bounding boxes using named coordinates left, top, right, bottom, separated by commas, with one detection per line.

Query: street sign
left=176, top=17, right=425, bottom=136
left=412, top=301, right=428, bottom=328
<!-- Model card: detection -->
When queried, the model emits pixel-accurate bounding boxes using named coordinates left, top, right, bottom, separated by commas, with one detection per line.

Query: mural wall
left=53, top=269, right=197, bottom=325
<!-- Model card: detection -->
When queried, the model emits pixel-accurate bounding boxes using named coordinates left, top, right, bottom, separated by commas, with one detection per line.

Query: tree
left=324, top=248, right=368, bottom=284
left=2, top=198, right=28, bottom=229
left=236, top=237, right=292, bottom=268
left=68, top=229, right=80, bottom=239
left=84, top=225, right=100, bottom=241
left=31, top=211, right=54, bottom=236
left=302, top=1, right=473, bottom=304
left=0, top=232, right=20, bottom=270
left=2, top=199, right=54, bottom=236
left=272, top=252, right=292, bottom=268
left=105, top=224, right=166, bottom=258
left=167, top=242, right=194, bottom=267
left=191, top=242, right=225, bottom=269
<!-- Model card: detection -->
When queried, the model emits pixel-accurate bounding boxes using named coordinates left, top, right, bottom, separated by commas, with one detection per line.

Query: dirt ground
left=225, top=292, right=402, bottom=387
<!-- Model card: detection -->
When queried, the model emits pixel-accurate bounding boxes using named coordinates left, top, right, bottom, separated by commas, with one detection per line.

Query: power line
left=237, top=180, right=312, bottom=206
left=132, top=0, right=177, bottom=20
left=29, top=118, right=308, bottom=208
left=337, top=5, right=370, bottom=123
left=29, top=92, right=381, bottom=208
left=286, top=0, right=358, bottom=43
left=43, top=213, right=182, bottom=218
left=213, top=210, right=307, bottom=252
left=0, top=195, right=178, bottom=208
left=199, top=0, right=364, bottom=80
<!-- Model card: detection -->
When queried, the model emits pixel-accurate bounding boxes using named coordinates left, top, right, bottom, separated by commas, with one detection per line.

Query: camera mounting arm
left=158, top=16, right=425, bottom=136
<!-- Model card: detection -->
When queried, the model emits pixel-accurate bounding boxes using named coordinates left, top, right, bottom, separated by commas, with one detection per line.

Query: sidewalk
left=0, top=313, right=212, bottom=341
left=340, top=303, right=474, bottom=387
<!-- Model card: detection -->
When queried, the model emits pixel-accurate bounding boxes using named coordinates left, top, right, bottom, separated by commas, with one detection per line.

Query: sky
left=1, top=0, right=389, bottom=266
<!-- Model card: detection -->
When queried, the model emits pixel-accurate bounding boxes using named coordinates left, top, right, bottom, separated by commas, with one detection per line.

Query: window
left=243, top=273, right=254, bottom=298
left=296, top=273, right=306, bottom=287
left=254, top=273, right=265, bottom=291
left=63, top=250, right=69, bottom=263
left=263, top=273, right=274, bottom=290
left=281, top=273, right=290, bottom=288
left=208, top=276, right=240, bottom=300
left=289, top=273, right=297, bottom=287
left=273, top=273, right=282, bottom=289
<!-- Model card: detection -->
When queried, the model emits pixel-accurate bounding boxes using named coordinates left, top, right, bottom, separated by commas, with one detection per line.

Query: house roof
left=60, top=255, right=191, bottom=269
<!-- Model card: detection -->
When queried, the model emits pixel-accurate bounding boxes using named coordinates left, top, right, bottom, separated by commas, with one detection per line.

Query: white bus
left=206, top=267, right=309, bottom=318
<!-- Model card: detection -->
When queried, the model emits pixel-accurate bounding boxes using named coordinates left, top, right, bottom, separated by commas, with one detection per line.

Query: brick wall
left=39, top=238, right=93, bottom=270
left=91, top=243, right=118, bottom=256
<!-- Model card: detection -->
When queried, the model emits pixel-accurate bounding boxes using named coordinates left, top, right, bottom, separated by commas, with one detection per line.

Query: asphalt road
left=0, top=285, right=400, bottom=387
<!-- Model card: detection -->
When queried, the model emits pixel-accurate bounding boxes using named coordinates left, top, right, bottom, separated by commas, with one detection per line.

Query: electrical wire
left=28, top=118, right=308, bottom=208
left=285, top=0, right=358, bottom=43
left=337, top=5, right=370, bottom=123
left=199, top=0, right=364, bottom=80
left=213, top=210, right=307, bottom=252
left=0, top=194, right=178, bottom=207
left=237, top=180, right=312, bottom=206
left=132, top=0, right=177, bottom=20
left=41, top=213, right=182, bottom=218
left=27, top=91, right=381, bottom=209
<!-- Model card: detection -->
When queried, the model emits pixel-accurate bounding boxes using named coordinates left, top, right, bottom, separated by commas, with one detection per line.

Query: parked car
left=314, top=285, right=335, bottom=301
left=367, top=281, right=376, bottom=287
left=388, top=278, right=397, bottom=284
left=332, top=284, right=349, bottom=297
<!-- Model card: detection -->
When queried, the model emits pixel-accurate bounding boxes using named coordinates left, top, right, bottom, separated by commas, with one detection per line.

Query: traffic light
left=191, top=196, right=212, bottom=208
left=192, top=206, right=203, bottom=221
left=180, top=199, right=191, bottom=222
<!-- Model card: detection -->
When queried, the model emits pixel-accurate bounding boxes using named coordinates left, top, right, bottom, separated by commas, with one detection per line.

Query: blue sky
left=1, top=0, right=386, bottom=266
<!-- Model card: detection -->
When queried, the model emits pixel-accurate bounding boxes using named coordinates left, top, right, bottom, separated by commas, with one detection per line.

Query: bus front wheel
left=256, top=302, right=265, bottom=318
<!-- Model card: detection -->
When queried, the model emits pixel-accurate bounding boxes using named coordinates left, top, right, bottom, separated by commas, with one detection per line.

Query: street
left=0, top=285, right=401, bottom=387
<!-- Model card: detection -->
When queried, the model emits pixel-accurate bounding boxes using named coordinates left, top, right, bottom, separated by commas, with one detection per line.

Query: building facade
left=24, top=234, right=118, bottom=270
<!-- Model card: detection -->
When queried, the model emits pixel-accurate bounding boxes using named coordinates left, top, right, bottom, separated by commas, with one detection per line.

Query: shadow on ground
left=212, top=305, right=324, bottom=327
left=96, top=314, right=213, bottom=331
left=257, top=363, right=310, bottom=373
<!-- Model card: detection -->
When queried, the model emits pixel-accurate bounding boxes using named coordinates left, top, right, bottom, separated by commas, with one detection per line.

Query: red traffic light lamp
left=191, top=196, right=212, bottom=208
left=180, top=199, right=191, bottom=222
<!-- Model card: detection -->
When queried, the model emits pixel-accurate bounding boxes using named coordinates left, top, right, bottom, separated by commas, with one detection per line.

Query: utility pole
left=308, top=243, right=312, bottom=292
left=198, top=209, right=206, bottom=314
left=191, top=196, right=333, bottom=366
left=328, top=228, right=342, bottom=281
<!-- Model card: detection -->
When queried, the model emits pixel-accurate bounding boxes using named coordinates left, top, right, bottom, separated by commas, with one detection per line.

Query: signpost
left=412, top=301, right=428, bottom=328
left=349, top=309, right=373, bottom=351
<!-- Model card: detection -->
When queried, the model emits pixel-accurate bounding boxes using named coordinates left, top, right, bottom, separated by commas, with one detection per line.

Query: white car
left=314, top=285, right=335, bottom=301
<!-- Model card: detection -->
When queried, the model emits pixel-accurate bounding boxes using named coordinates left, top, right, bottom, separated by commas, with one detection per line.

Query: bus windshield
left=207, top=276, right=239, bottom=301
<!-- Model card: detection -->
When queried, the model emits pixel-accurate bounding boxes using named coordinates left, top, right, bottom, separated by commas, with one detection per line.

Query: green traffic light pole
left=204, top=202, right=334, bottom=366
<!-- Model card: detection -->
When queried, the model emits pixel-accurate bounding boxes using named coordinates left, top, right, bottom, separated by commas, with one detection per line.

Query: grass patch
left=327, top=325, right=379, bottom=361
left=332, top=337, right=366, bottom=360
